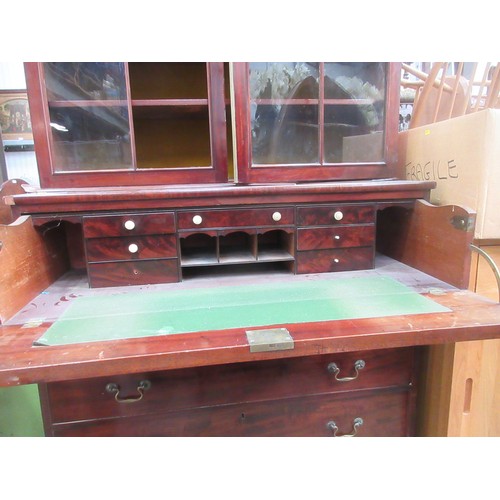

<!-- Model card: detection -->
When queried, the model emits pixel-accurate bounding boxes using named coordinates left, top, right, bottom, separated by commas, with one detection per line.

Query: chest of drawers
left=40, top=346, right=418, bottom=437
left=80, top=203, right=378, bottom=287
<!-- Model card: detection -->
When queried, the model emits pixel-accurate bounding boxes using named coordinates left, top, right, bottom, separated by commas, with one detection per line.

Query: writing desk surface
left=1, top=255, right=500, bottom=386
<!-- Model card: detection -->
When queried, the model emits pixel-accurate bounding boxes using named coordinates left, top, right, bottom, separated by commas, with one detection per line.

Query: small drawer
left=177, top=207, right=294, bottom=230
left=86, top=235, right=177, bottom=263
left=296, top=247, right=374, bottom=273
left=51, top=390, right=413, bottom=437
left=297, top=225, right=375, bottom=251
left=88, top=259, right=179, bottom=288
left=46, top=348, right=414, bottom=424
left=297, top=204, right=375, bottom=226
left=83, top=212, right=175, bottom=238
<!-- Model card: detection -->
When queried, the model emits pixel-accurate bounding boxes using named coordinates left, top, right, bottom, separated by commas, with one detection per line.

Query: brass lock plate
left=245, top=327, right=294, bottom=353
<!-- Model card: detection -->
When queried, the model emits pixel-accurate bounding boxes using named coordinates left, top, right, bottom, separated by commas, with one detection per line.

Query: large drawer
left=83, top=212, right=175, bottom=238
left=86, top=235, right=177, bottom=262
left=296, top=247, right=374, bottom=273
left=50, top=389, right=413, bottom=437
left=297, top=225, right=375, bottom=251
left=177, top=207, right=294, bottom=230
left=45, top=348, right=415, bottom=424
left=87, top=259, right=179, bottom=288
left=297, top=204, right=375, bottom=226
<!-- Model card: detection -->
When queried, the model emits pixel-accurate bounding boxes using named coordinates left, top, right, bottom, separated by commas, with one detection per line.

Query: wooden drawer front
left=297, top=247, right=374, bottom=274
left=297, top=225, right=375, bottom=251
left=86, top=235, right=177, bottom=262
left=298, top=204, right=375, bottom=226
left=51, top=390, right=413, bottom=437
left=177, top=207, right=294, bottom=230
left=83, top=212, right=175, bottom=238
left=88, top=259, right=179, bottom=288
left=46, top=348, right=414, bottom=423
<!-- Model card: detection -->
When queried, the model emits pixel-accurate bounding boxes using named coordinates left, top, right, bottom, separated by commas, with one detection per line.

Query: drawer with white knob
left=86, top=235, right=177, bottom=263
left=297, top=204, right=375, bottom=226
left=296, top=247, right=375, bottom=274
left=177, top=207, right=294, bottom=230
left=297, top=225, right=375, bottom=251
left=83, top=212, right=175, bottom=238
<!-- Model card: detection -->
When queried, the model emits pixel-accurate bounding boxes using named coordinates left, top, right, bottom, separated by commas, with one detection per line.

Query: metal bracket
left=245, top=327, right=294, bottom=353
left=451, top=215, right=475, bottom=232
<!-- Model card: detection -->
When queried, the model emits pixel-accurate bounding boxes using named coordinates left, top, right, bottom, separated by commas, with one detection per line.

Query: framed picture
left=0, top=90, right=33, bottom=141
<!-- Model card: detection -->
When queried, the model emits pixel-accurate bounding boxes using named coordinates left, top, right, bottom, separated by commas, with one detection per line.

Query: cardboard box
left=398, top=109, right=500, bottom=239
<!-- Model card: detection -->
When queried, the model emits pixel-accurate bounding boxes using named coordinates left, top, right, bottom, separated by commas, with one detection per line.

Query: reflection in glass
left=249, top=62, right=319, bottom=100
left=324, top=62, right=386, bottom=101
left=44, top=63, right=128, bottom=101
left=250, top=63, right=320, bottom=164
left=324, top=105, right=385, bottom=163
left=251, top=104, right=319, bottom=164
left=48, top=106, right=133, bottom=171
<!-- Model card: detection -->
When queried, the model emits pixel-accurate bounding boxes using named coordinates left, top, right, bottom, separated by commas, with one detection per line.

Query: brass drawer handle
left=105, top=380, right=151, bottom=403
left=327, top=417, right=364, bottom=437
left=327, top=359, right=365, bottom=381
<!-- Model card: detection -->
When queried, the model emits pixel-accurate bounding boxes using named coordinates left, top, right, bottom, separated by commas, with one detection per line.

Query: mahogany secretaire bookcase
left=1, top=62, right=499, bottom=437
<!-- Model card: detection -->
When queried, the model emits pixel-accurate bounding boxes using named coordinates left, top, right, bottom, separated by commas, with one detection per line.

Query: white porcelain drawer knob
left=124, top=220, right=136, bottom=230
left=193, top=215, right=203, bottom=225
left=333, top=211, right=344, bottom=221
left=333, top=258, right=340, bottom=264
left=334, top=235, right=340, bottom=240
left=272, top=211, right=282, bottom=222
left=128, top=243, right=139, bottom=254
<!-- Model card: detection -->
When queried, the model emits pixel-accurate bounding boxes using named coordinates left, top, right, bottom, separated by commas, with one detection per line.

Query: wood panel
left=45, top=348, right=415, bottom=423
left=0, top=215, right=68, bottom=324
left=377, top=199, right=476, bottom=289
left=0, top=179, right=27, bottom=225
left=418, top=245, right=500, bottom=436
left=48, top=389, right=413, bottom=437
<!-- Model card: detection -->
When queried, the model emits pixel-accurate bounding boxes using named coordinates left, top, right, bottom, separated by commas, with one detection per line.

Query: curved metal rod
left=470, top=244, right=500, bottom=303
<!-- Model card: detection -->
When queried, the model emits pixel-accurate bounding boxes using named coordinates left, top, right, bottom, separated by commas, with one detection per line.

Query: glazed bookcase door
left=232, top=62, right=400, bottom=183
left=25, top=62, right=229, bottom=188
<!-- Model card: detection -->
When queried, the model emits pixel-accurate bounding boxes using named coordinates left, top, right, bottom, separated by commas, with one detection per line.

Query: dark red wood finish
left=296, top=247, right=374, bottom=273
left=83, top=212, right=175, bottom=238
left=87, top=259, right=179, bottom=288
left=43, top=347, right=414, bottom=423
left=39, top=346, right=417, bottom=437
left=177, top=207, right=294, bottom=230
left=46, top=389, right=414, bottom=437
left=24, top=63, right=228, bottom=188
left=85, top=234, right=177, bottom=262
left=297, top=204, right=375, bottom=226
left=6, top=180, right=435, bottom=217
left=297, top=225, right=375, bottom=251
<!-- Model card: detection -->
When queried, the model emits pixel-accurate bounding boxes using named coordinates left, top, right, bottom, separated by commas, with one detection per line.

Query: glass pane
left=133, top=106, right=211, bottom=168
left=324, top=63, right=386, bottom=163
left=251, top=104, right=319, bottom=164
left=249, top=62, right=319, bottom=100
left=324, top=104, right=385, bottom=163
left=44, top=63, right=127, bottom=101
left=128, top=63, right=208, bottom=99
left=48, top=105, right=133, bottom=171
left=324, top=62, right=386, bottom=101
